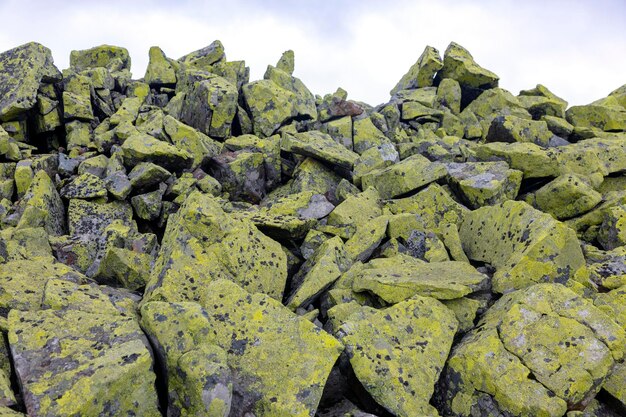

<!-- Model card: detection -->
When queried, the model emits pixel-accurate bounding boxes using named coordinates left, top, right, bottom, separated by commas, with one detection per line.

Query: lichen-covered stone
left=352, top=116, right=392, bottom=155
left=67, top=198, right=133, bottom=237
left=8, top=308, right=160, bottom=417
left=352, top=258, right=488, bottom=303
left=141, top=279, right=343, bottom=417
left=361, top=154, right=446, bottom=199
left=566, top=104, right=626, bottom=132
left=281, top=130, right=359, bottom=170
left=435, top=42, right=499, bottom=89
left=441, top=283, right=624, bottom=416
left=42, top=278, right=139, bottom=317
left=391, top=45, right=443, bottom=95
left=459, top=200, right=588, bottom=293
left=121, top=133, right=193, bottom=171
left=597, top=204, right=626, bottom=250
left=445, top=161, right=522, bottom=208
left=70, top=44, right=131, bottom=72
left=143, top=191, right=288, bottom=303
left=344, top=215, right=388, bottom=262
left=287, top=236, right=351, bottom=310
left=0, top=226, right=52, bottom=263
left=180, top=74, right=238, bottom=139
left=332, top=296, right=457, bottom=417
left=527, top=174, right=602, bottom=220
left=486, top=114, right=554, bottom=147
left=0, top=42, right=61, bottom=121
left=60, top=172, right=107, bottom=199
left=144, top=46, right=176, bottom=86
left=16, top=169, right=65, bottom=235
left=0, top=257, right=89, bottom=312
left=327, top=186, right=382, bottom=231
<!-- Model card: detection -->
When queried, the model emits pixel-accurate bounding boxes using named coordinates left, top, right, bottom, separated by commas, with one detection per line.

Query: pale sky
left=0, top=0, right=625, bottom=107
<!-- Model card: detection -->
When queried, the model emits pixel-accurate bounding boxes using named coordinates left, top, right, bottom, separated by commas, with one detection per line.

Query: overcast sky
left=0, top=0, right=624, bottom=107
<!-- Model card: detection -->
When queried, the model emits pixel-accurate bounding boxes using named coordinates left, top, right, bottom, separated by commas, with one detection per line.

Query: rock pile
left=0, top=39, right=625, bottom=417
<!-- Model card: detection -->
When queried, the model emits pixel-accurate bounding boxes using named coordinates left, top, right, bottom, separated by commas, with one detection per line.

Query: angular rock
left=527, top=174, right=602, bottom=220
left=287, top=236, right=351, bottom=310
left=180, top=74, right=238, bottom=139
left=445, top=161, right=522, bottom=208
left=598, top=204, right=626, bottom=250
left=162, top=114, right=222, bottom=169
left=141, top=279, right=343, bottom=417
left=67, top=198, right=133, bottom=236
left=486, top=114, right=554, bottom=147
left=121, top=133, right=193, bottom=171
left=143, top=191, right=288, bottom=303
left=361, top=154, right=446, bottom=199
left=0, top=42, right=61, bottom=121
left=70, top=44, right=131, bottom=72
left=435, top=42, right=499, bottom=89
left=391, top=45, right=443, bottom=95
left=60, top=172, right=107, bottom=199
left=8, top=308, right=160, bottom=416
left=333, top=296, right=458, bottom=416
left=281, top=130, right=359, bottom=170
left=144, top=46, right=176, bottom=86
left=459, top=200, right=588, bottom=293
left=440, top=283, right=625, bottom=416
left=352, top=258, right=488, bottom=303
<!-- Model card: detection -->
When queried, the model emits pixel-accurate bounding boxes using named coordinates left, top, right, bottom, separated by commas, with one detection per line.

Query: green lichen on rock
left=486, top=114, right=554, bottom=147
left=445, top=161, right=522, bottom=208
left=435, top=42, right=499, bottom=89
left=0, top=42, right=61, bottom=121
left=459, top=200, right=588, bottom=293
left=286, top=236, right=351, bottom=310
left=352, top=258, right=488, bottom=303
left=70, top=44, right=131, bottom=72
left=60, top=172, right=107, bottom=199
left=121, top=133, right=193, bottom=171
left=441, top=283, right=625, bottom=416
left=8, top=308, right=159, bottom=416
left=142, top=279, right=343, bottom=417
left=16, top=169, right=65, bottom=235
left=391, top=45, right=443, bottom=94
left=597, top=204, right=626, bottom=250
left=361, top=154, right=446, bottom=199
left=332, top=296, right=458, bottom=417
left=144, top=46, right=177, bottom=86
left=143, top=191, right=288, bottom=303
left=281, top=130, right=359, bottom=170
left=527, top=174, right=602, bottom=220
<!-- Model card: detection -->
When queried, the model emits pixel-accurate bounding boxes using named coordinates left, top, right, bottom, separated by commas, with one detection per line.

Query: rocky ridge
left=0, top=40, right=625, bottom=416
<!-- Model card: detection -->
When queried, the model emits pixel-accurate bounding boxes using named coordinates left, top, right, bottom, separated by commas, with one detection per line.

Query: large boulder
left=0, top=42, right=61, bottom=121
left=439, top=283, right=625, bottom=416
left=141, top=279, right=343, bottom=417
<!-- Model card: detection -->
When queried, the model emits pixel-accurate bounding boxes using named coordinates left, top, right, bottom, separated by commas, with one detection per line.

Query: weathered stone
left=8, top=308, right=159, bottom=416
left=281, top=130, right=359, bottom=170
left=141, top=279, right=343, bottom=417
left=352, top=116, right=391, bottom=155
left=486, top=114, right=554, bottom=147
left=209, top=150, right=266, bottom=203
left=178, top=40, right=225, bottom=69
left=16, top=170, right=65, bottom=235
left=144, top=46, right=176, bottom=86
left=435, top=42, right=499, bottom=89
left=287, top=236, right=351, bottom=310
left=143, top=191, right=288, bottom=303
left=566, top=104, right=626, bottom=132
left=361, top=154, right=446, bottom=199
left=60, top=172, right=107, bottom=199
left=441, top=283, right=624, bottom=416
left=598, top=204, right=626, bottom=250
left=0, top=42, right=61, bottom=121
left=459, top=200, right=588, bottom=293
left=332, top=296, right=457, bottom=417
left=391, top=45, right=443, bottom=95
left=527, top=174, right=602, bottom=220
left=70, top=44, right=131, bottom=72
left=67, top=198, right=133, bottom=237
left=121, top=133, right=193, bottom=171
left=353, top=258, right=488, bottom=303
left=445, top=161, right=522, bottom=208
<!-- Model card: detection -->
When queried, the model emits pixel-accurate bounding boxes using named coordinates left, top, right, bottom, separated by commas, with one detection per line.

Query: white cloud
left=0, top=0, right=624, bottom=106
